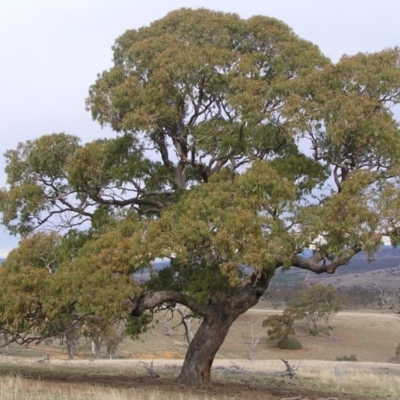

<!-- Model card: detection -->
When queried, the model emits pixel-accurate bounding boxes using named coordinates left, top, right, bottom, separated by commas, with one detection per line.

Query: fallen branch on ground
left=213, top=359, right=299, bottom=378
left=280, top=396, right=302, bottom=400
left=140, top=360, right=160, bottom=378
left=36, top=354, right=50, bottom=364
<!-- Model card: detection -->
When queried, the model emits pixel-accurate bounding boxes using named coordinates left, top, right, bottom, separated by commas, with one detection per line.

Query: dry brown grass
left=298, top=360, right=400, bottom=398
left=236, top=308, right=400, bottom=363
left=1, top=359, right=400, bottom=399
left=0, top=374, right=224, bottom=400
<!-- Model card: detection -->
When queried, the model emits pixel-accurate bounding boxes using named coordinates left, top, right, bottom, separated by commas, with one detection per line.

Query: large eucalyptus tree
left=1, top=9, right=400, bottom=386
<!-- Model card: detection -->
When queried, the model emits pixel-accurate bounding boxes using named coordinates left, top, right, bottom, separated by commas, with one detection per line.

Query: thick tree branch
left=129, top=291, right=189, bottom=317
left=291, top=247, right=362, bottom=274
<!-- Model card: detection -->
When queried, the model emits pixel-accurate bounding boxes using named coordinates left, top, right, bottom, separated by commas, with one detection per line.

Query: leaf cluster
left=262, top=307, right=303, bottom=340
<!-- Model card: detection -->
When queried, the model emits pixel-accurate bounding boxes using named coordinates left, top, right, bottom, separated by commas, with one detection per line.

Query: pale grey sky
left=0, top=0, right=399, bottom=257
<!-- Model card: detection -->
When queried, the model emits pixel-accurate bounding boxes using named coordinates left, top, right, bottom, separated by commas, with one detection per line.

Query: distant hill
left=0, top=258, right=4, bottom=265
left=143, top=246, right=400, bottom=290
left=273, top=246, right=400, bottom=289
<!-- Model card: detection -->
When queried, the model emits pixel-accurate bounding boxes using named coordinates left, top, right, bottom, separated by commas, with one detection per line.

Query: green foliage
left=0, top=134, right=80, bottom=236
left=125, top=313, right=153, bottom=340
left=3, top=231, right=61, bottom=273
left=0, top=223, right=140, bottom=341
left=277, top=337, right=302, bottom=350
left=289, top=284, right=345, bottom=334
left=308, top=327, right=319, bottom=337
left=143, top=161, right=301, bottom=301
left=262, top=307, right=303, bottom=340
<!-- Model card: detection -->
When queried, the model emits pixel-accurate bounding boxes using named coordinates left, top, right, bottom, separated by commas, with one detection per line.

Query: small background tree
left=103, top=321, right=126, bottom=359
left=237, top=318, right=262, bottom=360
left=289, top=284, right=345, bottom=338
left=262, top=307, right=303, bottom=341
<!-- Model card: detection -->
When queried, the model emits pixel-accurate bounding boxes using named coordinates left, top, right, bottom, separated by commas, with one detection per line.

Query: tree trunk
left=129, top=271, right=272, bottom=387
left=177, top=312, right=236, bottom=386
left=66, top=335, right=74, bottom=360
left=177, top=273, right=271, bottom=386
left=328, top=325, right=335, bottom=340
left=91, top=339, right=102, bottom=359
left=184, top=317, right=194, bottom=344
left=4, top=333, right=9, bottom=354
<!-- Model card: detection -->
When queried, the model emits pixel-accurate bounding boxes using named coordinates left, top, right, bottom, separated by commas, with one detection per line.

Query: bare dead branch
left=140, top=361, right=160, bottom=378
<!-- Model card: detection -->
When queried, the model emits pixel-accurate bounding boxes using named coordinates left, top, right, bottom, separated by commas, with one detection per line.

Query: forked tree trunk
left=129, top=272, right=272, bottom=387
left=177, top=274, right=271, bottom=386
left=177, top=312, right=236, bottom=386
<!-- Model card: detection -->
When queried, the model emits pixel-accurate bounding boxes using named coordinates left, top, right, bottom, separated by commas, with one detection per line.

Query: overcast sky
left=0, top=0, right=399, bottom=257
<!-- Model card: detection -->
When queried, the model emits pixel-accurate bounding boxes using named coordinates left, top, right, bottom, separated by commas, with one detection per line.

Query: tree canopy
left=0, top=8, right=400, bottom=386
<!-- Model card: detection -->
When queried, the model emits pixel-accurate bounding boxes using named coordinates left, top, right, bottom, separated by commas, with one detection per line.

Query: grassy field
left=239, top=307, right=400, bottom=363
left=1, top=307, right=399, bottom=399
left=9, top=307, right=398, bottom=363
left=0, top=359, right=399, bottom=399
left=0, top=374, right=219, bottom=400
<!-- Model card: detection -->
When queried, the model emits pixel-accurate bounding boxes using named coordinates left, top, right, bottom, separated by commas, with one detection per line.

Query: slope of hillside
left=301, top=246, right=400, bottom=289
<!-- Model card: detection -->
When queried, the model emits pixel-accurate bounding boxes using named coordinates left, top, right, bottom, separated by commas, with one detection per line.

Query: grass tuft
left=336, top=354, right=358, bottom=362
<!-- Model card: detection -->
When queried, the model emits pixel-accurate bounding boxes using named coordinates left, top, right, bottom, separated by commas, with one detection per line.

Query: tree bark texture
left=177, top=312, right=236, bottom=386
left=177, top=272, right=271, bottom=386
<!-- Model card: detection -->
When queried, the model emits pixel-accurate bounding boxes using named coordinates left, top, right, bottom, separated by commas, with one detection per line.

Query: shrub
left=277, top=337, right=302, bottom=350
left=263, top=307, right=304, bottom=341
left=309, top=328, right=319, bottom=336
left=336, top=354, right=358, bottom=361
